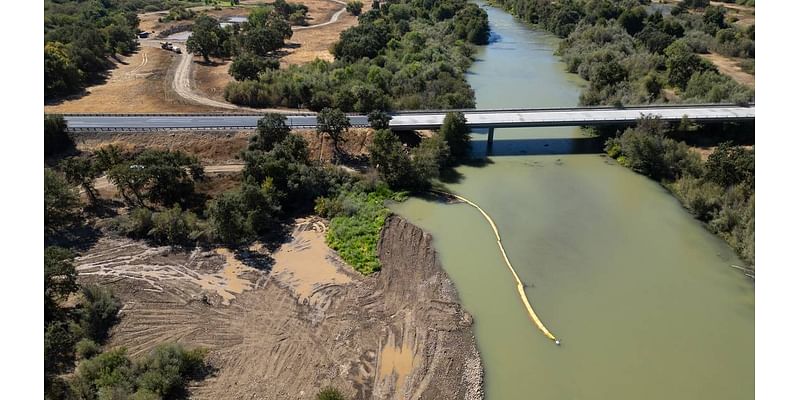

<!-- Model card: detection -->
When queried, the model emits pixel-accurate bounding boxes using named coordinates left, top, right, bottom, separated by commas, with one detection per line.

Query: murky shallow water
left=391, top=2, right=754, bottom=399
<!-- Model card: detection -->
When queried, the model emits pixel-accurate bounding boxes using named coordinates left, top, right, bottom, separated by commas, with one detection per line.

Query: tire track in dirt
left=76, top=217, right=483, bottom=399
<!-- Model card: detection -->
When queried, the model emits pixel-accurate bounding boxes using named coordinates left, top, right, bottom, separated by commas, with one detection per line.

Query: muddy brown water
left=391, top=2, right=754, bottom=399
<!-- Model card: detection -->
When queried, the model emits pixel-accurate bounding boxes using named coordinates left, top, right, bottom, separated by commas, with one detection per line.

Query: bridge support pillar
left=486, top=128, right=495, bottom=155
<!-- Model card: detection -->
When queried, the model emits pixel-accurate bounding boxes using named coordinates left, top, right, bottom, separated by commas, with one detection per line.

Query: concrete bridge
left=64, top=105, right=755, bottom=150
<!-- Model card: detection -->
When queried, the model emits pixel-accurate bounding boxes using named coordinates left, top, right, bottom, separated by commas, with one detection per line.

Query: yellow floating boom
left=432, top=190, right=559, bottom=344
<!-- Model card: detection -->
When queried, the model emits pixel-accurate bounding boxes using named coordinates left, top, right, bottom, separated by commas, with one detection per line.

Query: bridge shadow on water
left=473, top=137, right=606, bottom=157
left=438, top=136, right=605, bottom=184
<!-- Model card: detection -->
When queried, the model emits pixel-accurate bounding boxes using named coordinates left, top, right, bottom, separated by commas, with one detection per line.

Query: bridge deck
left=63, top=105, right=755, bottom=132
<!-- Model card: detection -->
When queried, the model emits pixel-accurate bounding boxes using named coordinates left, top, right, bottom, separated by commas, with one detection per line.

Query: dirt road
left=76, top=216, right=483, bottom=399
left=701, top=52, right=755, bottom=89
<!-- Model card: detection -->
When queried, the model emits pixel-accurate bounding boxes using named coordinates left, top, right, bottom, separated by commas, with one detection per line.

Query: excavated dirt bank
left=76, top=216, right=483, bottom=399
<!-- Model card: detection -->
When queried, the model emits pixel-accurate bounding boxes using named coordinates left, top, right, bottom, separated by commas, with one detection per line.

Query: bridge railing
left=54, top=103, right=754, bottom=118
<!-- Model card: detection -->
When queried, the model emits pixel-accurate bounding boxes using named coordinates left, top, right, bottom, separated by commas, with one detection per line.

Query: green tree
left=45, top=168, right=81, bottom=234
left=618, top=6, right=647, bottom=35
left=665, top=40, right=706, bottom=89
left=250, top=113, right=291, bottom=152
left=45, top=42, right=83, bottom=95
left=61, top=157, right=101, bottom=205
left=45, top=114, right=75, bottom=157
left=368, top=129, right=415, bottom=189
left=439, top=112, right=471, bottom=164
left=346, top=1, right=363, bottom=16
left=703, top=6, right=727, bottom=30
left=186, top=15, right=227, bottom=62
left=45, top=246, right=78, bottom=323
left=704, top=141, right=754, bottom=190
left=108, top=150, right=204, bottom=207
left=453, top=4, right=490, bottom=45
left=412, top=133, right=450, bottom=181
left=367, top=110, right=392, bottom=130
left=316, top=108, right=351, bottom=162
left=45, top=322, right=79, bottom=377
left=207, top=190, right=252, bottom=244
left=229, top=53, right=279, bottom=81
left=93, top=144, right=126, bottom=172
left=238, top=8, right=293, bottom=56
left=207, top=182, right=281, bottom=244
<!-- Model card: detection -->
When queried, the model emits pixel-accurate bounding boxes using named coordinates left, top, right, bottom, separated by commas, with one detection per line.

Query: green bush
left=78, top=285, right=121, bottom=343
left=346, top=1, right=363, bottom=16
left=71, top=344, right=207, bottom=400
left=149, top=205, right=207, bottom=245
left=317, top=387, right=348, bottom=400
left=321, top=185, right=405, bottom=274
left=605, top=117, right=702, bottom=181
left=75, top=339, right=102, bottom=360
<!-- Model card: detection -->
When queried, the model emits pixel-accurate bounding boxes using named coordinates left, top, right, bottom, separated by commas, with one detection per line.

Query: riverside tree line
left=221, top=0, right=490, bottom=111
left=492, top=0, right=755, bottom=105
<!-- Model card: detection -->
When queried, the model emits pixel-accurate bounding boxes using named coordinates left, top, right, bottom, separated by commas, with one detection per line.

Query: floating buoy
left=431, top=189, right=559, bottom=345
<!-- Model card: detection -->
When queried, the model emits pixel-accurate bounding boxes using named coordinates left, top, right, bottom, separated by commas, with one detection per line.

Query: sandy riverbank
left=75, top=215, right=483, bottom=399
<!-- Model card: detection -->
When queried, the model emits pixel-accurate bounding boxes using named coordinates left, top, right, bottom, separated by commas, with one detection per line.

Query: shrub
left=149, top=205, right=207, bottom=245
left=134, top=344, right=207, bottom=398
left=229, top=53, right=279, bottom=81
left=71, top=344, right=207, bottom=400
left=78, top=285, right=121, bottom=343
left=317, top=387, right=347, bottom=400
left=682, top=70, right=754, bottom=104
left=322, top=186, right=404, bottom=274
left=669, top=176, right=724, bottom=221
left=346, top=1, right=363, bottom=16
left=75, top=339, right=101, bottom=360
left=114, top=207, right=154, bottom=238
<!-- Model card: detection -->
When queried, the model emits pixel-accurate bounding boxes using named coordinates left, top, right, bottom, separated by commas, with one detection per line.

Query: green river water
left=390, top=2, right=754, bottom=399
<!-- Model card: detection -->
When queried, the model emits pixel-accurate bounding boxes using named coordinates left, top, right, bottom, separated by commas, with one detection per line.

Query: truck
left=160, top=42, right=182, bottom=54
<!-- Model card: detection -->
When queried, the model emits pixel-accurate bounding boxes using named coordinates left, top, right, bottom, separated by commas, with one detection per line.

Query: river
left=390, top=2, right=754, bottom=399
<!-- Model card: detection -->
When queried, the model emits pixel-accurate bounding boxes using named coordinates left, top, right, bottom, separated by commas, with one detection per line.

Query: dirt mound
left=76, top=216, right=483, bottom=399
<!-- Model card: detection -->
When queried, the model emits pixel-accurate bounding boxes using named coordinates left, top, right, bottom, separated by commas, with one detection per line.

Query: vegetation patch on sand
left=316, top=184, right=405, bottom=274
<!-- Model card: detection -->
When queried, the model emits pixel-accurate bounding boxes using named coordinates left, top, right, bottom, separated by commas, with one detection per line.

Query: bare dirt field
left=75, top=216, right=483, bottom=399
left=193, top=59, right=235, bottom=103
left=44, top=46, right=219, bottom=114
left=700, top=52, right=755, bottom=89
